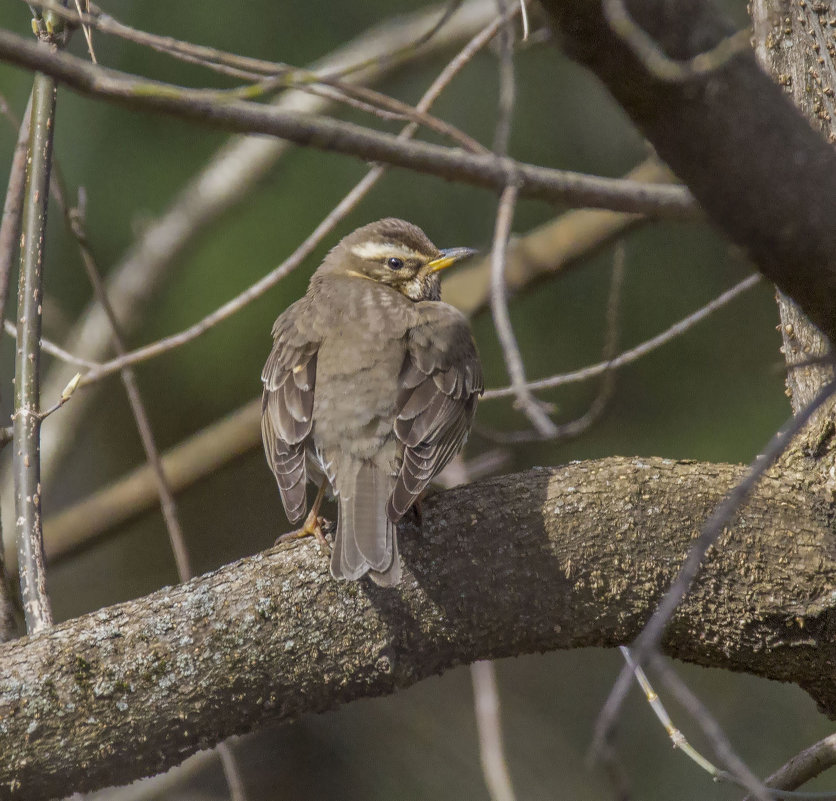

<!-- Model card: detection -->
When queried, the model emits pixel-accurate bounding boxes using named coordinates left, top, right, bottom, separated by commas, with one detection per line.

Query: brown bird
left=261, top=218, right=483, bottom=585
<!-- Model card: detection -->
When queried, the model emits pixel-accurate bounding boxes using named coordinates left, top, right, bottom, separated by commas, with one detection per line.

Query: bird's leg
left=277, top=480, right=330, bottom=550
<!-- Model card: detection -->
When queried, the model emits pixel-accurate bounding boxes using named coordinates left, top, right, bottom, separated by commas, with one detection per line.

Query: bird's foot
left=276, top=512, right=331, bottom=552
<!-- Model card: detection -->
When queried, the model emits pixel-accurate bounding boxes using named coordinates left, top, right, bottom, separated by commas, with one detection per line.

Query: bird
left=261, top=218, right=483, bottom=586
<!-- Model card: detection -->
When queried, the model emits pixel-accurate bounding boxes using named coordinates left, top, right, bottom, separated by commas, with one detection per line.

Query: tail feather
left=330, top=461, right=399, bottom=583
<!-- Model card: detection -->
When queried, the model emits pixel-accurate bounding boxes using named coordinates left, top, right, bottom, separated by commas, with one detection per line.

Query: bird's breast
left=309, top=283, right=412, bottom=465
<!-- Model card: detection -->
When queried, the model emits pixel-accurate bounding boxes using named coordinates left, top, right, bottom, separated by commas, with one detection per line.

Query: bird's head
left=317, top=218, right=476, bottom=301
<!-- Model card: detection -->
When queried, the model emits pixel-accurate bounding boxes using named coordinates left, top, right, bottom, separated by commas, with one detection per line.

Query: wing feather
left=261, top=297, right=319, bottom=524
left=387, top=304, right=482, bottom=522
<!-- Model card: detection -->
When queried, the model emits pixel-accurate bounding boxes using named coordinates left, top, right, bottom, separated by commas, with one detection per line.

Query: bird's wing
left=387, top=303, right=483, bottom=522
left=261, top=297, right=319, bottom=524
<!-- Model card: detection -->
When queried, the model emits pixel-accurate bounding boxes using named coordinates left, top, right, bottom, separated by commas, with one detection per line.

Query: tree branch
left=0, top=27, right=695, bottom=216
left=538, top=0, right=836, bottom=344
left=2, top=458, right=835, bottom=799
left=13, top=69, right=57, bottom=634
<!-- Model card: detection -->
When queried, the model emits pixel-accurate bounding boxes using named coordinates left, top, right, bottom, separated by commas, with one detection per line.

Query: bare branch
left=0, top=94, right=31, bottom=327
left=472, top=660, right=518, bottom=801
left=483, top=273, right=761, bottom=399
left=64, top=196, right=192, bottom=580
left=490, top=183, right=557, bottom=436
left=3, top=457, right=836, bottom=799
left=13, top=69, right=57, bottom=634
left=0, top=28, right=695, bottom=216
left=747, top=735, right=836, bottom=800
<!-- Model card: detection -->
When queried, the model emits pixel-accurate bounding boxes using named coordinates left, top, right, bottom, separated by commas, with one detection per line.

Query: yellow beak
left=426, top=247, right=478, bottom=273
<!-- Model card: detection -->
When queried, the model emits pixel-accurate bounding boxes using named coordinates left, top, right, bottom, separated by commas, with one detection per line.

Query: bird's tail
left=330, top=460, right=400, bottom=586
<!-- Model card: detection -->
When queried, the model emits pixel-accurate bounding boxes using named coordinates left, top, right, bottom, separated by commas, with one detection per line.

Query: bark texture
left=1, top=458, right=836, bottom=800
left=750, top=0, right=836, bottom=423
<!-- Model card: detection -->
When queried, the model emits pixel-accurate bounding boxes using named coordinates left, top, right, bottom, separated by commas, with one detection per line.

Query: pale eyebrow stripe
left=349, top=241, right=423, bottom=260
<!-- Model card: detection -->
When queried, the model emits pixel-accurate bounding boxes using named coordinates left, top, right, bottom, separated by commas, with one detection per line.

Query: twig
left=3, top=319, right=100, bottom=368
left=647, top=653, right=770, bottom=801
left=601, top=0, right=750, bottom=82
left=0, top=93, right=33, bottom=641
left=216, top=740, right=247, bottom=801
left=72, top=0, right=96, bottom=62
left=27, top=0, right=466, bottom=90
left=476, top=239, right=626, bottom=442
left=0, top=93, right=32, bottom=326
left=746, top=734, right=836, bottom=801
left=492, top=0, right=515, bottom=156
left=590, top=378, right=836, bottom=770
left=622, top=649, right=836, bottom=800
left=471, top=660, right=518, bottom=801
left=490, top=184, right=558, bottom=436
left=14, top=69, right=58, bottom=633
left=0, top=28, right=697, bottom=216
left=65, top=193, right=192, bottom=580
left=483, top=273, right=761, bottom=399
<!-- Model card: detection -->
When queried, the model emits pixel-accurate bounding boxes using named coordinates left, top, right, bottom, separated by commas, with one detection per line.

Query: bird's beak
left=426, top=247, right=478, bottom=273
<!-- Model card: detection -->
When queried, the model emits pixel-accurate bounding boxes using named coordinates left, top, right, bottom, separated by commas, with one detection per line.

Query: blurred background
left=1, top=1, right=831, bottom=799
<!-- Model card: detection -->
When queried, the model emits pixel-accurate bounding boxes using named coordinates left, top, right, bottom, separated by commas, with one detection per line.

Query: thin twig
left=622, top=648, right=836, bottom=800
left=492, top=0, right=515, bottom=156
left=216, top=740, right=247, bottom=801
left=3, top=319, right=100, bottom=368
left=477, top=240, right=626, bottom=443
left=648, top=653, right=771, bottom=801
left=72, top=0, right=96, bottom=62
left=488, top=6, right=556, bottom=437
left=65, top=194, right=192, bottom=580
left=0, top=92, right=33, bottom=642
left=471, top=660, right=518, bottom=801
left=601, top=0, right=750, bottom=82
left=483, top=273, right=761, bottom=399
left=14, top=69, right=58, bottom=633
left=490, top=183, right=558, bottom=436
left=0, top=93, right=32, bottom=326
left=590, top=378, right=836, bottom=770
left=27, top=0, right=466, bottom=90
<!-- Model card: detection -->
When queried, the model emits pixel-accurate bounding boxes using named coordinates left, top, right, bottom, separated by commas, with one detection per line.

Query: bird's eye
left=387, top=257, right=404, bottom=270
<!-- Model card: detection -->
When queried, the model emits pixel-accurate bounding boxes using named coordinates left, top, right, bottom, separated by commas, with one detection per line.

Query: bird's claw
left=276, top=515, right=331, bottom=553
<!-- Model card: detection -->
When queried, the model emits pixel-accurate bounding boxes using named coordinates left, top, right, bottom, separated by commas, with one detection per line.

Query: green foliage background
left=0, top=1, right=829, bottom=798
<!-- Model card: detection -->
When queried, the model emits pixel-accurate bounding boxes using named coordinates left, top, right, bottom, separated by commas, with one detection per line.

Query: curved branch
left=2, top=458, right=835, bottom=800
left=0, top=28, right=695, bottom=216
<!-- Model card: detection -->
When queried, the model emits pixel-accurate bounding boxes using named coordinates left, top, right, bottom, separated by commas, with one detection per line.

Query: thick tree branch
left=1, top=458, right=835, bottom=799
left=538, top=0, right=836, bottom=344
